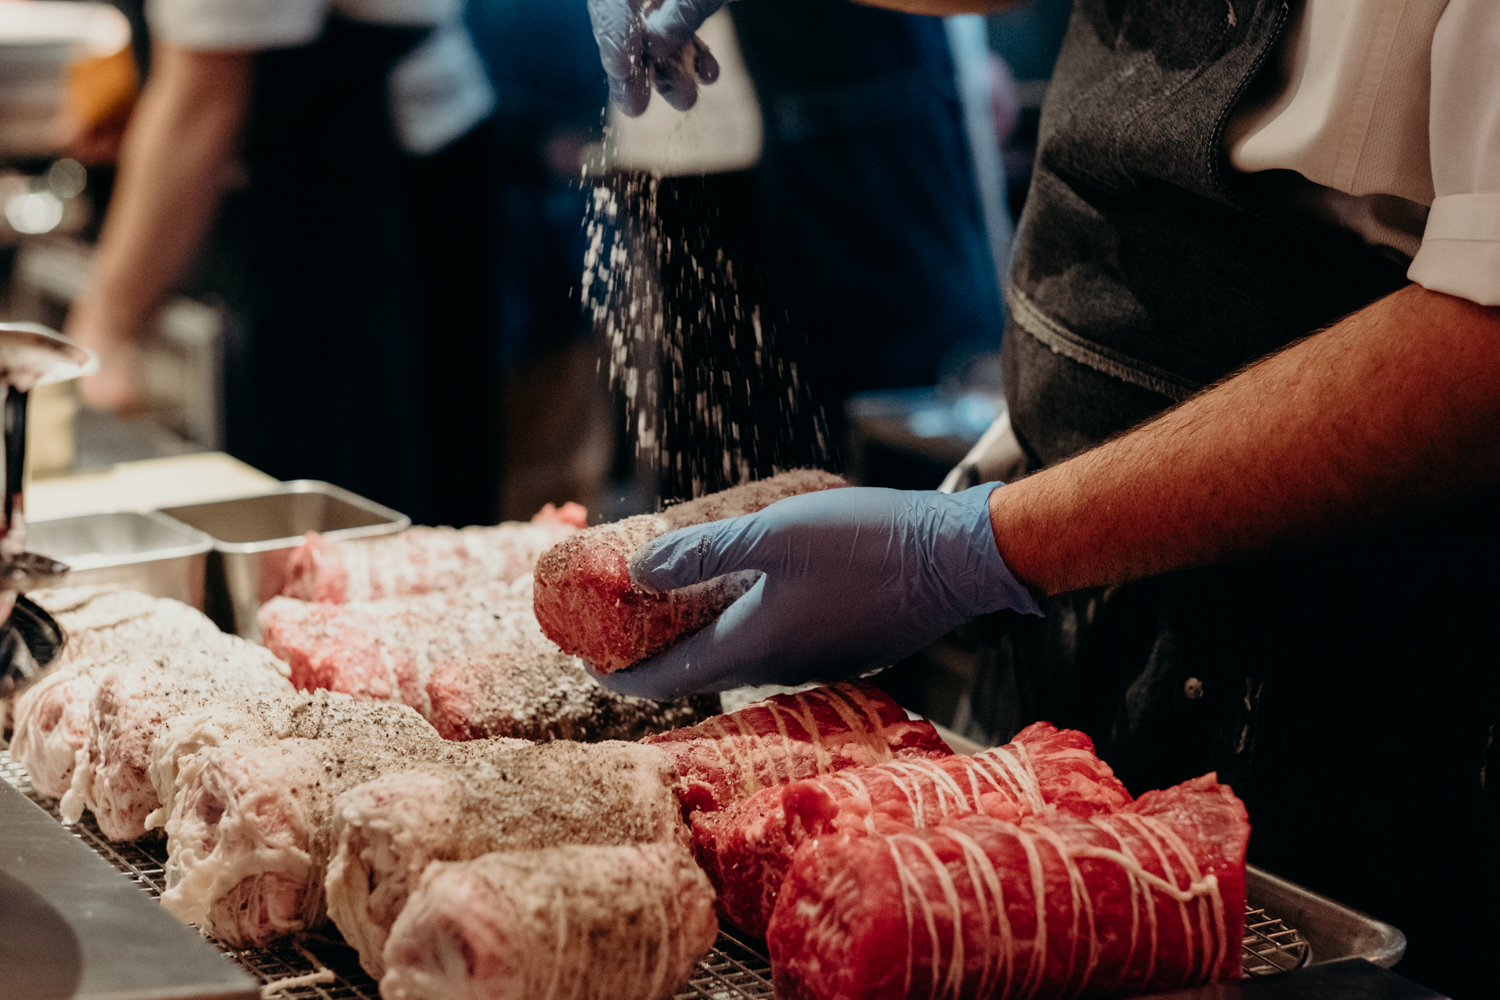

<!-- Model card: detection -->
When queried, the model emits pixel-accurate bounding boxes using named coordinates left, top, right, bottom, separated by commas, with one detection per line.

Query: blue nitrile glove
left=590, top=484, right=1042, bottom=701
left=587, top=0, right=726, bottom=116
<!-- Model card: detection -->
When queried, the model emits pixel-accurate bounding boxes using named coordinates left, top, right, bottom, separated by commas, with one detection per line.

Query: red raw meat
left=768, top=773, right=1250, bottom=1000
left=282, top=507, right=581, bottom=604
left=694, top=722, right=1133, bottom=936
left=533, top=470, right=848, bottom=673
left=643, top=682, right=952, bottom=816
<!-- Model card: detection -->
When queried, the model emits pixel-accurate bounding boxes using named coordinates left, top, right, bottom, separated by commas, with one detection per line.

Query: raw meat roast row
left=5, top=474, right=1251, bottom=1000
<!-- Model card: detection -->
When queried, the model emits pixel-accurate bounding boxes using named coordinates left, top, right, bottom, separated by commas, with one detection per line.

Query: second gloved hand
left=592, top=483, right=1042, bottom=700
left=587, top=0, right=726, bottom=116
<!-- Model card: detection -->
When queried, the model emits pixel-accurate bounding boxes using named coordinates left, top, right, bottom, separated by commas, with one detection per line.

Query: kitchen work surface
left=27, top=453, right=280, bottom=521
left=0, top=775, right=256, bottom=1000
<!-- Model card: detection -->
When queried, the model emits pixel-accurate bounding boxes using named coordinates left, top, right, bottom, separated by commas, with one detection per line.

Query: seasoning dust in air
left=581, top=162, right=829, bottom=503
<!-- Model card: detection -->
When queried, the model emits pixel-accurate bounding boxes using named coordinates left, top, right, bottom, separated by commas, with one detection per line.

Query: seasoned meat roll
left=381, top=842, right=717, bottom=1000
left=325, top=740, right=685, bottom=976
left=533, top=470, right=848, bottom=673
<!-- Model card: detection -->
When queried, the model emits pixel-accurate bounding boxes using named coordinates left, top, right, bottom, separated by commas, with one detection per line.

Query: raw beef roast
left=146, top=691, right=438, bottom=831
left=694, top=722, right=1133, bottom=935
left=260, top=587, right=712, bottom=740
left=324, top=741, right=685, bottom=976
left=10, top=587, right=266, bottom=797
left=381, top=842, right=717, bottom=1000
left=533, top=470, right=848, bottom=672
left=162, top=734, right=527, bottom=946
left=644, top=682, right=952, bottom=816
left=281, top=504, right=584, bottom=603
left=767, top=773, right=1250, bottom=1000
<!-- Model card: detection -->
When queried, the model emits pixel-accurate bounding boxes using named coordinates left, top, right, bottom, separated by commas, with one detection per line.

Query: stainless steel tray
left=0, top=750, right=1404, bottom=998
left=156, top=481, right=410, bottom=641
left=28, top=510, right=213, bottom=609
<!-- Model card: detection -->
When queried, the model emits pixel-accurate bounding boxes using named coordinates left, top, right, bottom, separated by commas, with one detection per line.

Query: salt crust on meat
left=381, top=842, right=717, bottom=1000
left=162, top=734, right=528, bottom=947
left=324, top=740, right=684, bottom=977
left=283, top=517, right=579, bottom=604
left=533, top=470, right=849, bottom=673
left=147, top=690, right=438, bottom=832
left=261, top=583, right=713, bottom=740
left=61, top=633, right=295, bottom=838
left=11, top=587, right=282, bottom=798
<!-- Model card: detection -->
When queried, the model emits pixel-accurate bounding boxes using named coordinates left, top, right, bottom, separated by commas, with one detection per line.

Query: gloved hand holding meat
left=587, top=0, right=726, bottom=115
left=593, top=482, right=1041, bottom=700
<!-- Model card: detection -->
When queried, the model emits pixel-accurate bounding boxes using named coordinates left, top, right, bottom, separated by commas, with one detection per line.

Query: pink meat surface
left=643, top=682, right=952, bottom=817
left=281, top=508, right=581, bottom=604
left=533, top=470, right=848, bottom=673
left=767, top=773, right=1250, bottom=1000
left=260, top=586, right=712, bottom=741
left=258, top=586, right=529, bottom=712
left=693, top=722, right=1134, bottom=936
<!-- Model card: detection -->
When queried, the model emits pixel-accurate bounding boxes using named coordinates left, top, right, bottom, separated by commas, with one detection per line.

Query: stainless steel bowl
left=156, top=481, right=409, bottom=640
left=27, top=510, right=212, bottom=608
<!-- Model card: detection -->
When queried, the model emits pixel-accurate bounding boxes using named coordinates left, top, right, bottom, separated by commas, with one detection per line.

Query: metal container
left=27, top=510, right=212, bottom=608
left=156, top=481, right=409, bottom=641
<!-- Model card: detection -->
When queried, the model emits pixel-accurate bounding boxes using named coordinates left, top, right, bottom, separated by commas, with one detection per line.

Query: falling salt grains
left=581, top=156, right=829, bottom=501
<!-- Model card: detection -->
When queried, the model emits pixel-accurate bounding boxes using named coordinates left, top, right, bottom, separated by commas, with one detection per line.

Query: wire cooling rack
left=0, top=749, right=1305, bottom=998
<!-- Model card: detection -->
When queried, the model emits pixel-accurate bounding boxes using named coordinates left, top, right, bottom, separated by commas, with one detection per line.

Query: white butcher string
left=889, top=810, right=1228, bottom=1000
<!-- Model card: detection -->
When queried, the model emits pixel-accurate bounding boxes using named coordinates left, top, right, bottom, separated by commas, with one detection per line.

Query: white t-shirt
left=146, top=0, right=493, bottom=155
left=1227, top=0, right=1500, bottom=306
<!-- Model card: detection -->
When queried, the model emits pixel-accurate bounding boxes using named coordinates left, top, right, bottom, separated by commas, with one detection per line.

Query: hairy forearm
left=990, top=285, right=1500, bottom=594
left=75, top=44, right=252, bottom=341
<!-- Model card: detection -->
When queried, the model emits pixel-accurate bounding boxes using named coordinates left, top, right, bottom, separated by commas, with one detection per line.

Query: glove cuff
left=941, top=483, right=1044, bottom=619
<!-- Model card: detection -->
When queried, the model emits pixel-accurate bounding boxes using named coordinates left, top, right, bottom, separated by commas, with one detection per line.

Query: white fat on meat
left=325, top=740, right=685, bottom=977
left=59, top=630, right=294, bottom=839
left=380, top=842, right=717, bottom=1000
left=162, top=735, right=529, bottom=947
left=10, top=587, right=252, bottom=798
left=146, top=691, right=438, bottom=831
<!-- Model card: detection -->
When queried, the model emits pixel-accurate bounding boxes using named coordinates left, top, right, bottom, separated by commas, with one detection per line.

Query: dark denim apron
left=959, top=2, right=1499, bottom=992
left=209, top=17, right=503, bottom=527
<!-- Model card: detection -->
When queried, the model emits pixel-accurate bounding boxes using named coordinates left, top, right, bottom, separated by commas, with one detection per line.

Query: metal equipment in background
left=0, top=321, right=93, bottom=696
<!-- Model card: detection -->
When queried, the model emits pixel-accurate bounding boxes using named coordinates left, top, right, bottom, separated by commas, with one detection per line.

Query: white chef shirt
left=146, top=0, right=494, bottom=155
left=1227, top=0, right=1500, bottom=306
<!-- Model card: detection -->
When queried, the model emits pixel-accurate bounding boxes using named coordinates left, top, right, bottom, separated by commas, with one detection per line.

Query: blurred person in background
left=66, top=0, right=503, bottom=527
left=464, top=0, right=616, bottom=521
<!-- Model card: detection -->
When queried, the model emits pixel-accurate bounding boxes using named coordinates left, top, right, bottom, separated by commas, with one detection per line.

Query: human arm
left=599, top=284, right=1500, bottom=699
left=990, top=284, right=1500, bottom=594
left=67, top=43, right=252, bottom=410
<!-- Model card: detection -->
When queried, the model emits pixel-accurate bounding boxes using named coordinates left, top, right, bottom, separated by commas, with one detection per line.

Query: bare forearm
left=77, top=45, right=252, bottom=341
left=990, top=285, right=1500, bottom=594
